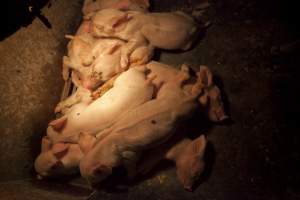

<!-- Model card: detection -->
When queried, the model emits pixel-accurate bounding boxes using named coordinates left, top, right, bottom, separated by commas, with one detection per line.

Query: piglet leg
left=78, top=132, right=97, bottom=154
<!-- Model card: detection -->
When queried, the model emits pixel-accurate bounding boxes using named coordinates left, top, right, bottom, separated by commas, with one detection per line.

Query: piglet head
left=92, top=9, right=132, bottom=37
left=197, top=66, right=228, bottom=122
left=176, top=135, right=206, bottom=191
left=205, top=86, right=228, bottom=122
left=34, top=138, right=70, bottom=178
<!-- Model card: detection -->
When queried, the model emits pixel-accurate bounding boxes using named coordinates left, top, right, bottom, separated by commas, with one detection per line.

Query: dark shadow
left=152, top=49, right=162, bottom=62
left=31, top=177, right=91, bottom=197
left=1, top=0, right=51, bottom=41
left=185, top=110, right=214, bottom=139
left=28, top=115, right=52, bottom=177
left=91, top=160, right=174, bottom=193
left=271, top=40, right=300, bottom=198
left=92, top=166, right=130, bottom=193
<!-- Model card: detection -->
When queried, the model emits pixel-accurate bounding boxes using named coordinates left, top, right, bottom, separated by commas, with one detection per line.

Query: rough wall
left=0, top=0, right=83, bottom=181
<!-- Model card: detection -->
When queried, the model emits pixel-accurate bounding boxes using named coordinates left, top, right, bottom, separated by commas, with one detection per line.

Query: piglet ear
left=49, top=116, right=68, bottom=132
left=52, top=143, right=70, bottom=160
left=111, top=13, right=132, bottom=28
left=190, top=135, right=207, bottom=157
left=41, top=136, right=51, bottom=152
left=197, top=65, right=213, bottom=87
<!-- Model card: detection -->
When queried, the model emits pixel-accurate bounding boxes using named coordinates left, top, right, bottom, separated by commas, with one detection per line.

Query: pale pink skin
left=47, top=67, right=154, bottom=144
left=63, top=34, right=95, bottom=83
left=63, top=23, right=153, bottom=90
left=146, top=61, right=228, bottom=122
left=167, top=135, right=207, bottom=191
left=82, top=0, right=150, bottom=16
left=79, top=65, right=224, bottom=187
left=34, top=137, right=84, bottom=178
left=54, top=87, right=93, bottom=114
left=79, top=66, right=204, bottom=185
left=91, top=9, right=198, bottom=68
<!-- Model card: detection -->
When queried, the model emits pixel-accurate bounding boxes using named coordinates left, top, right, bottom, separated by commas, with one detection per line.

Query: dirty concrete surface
left=0, top=0, right=299, bottom=200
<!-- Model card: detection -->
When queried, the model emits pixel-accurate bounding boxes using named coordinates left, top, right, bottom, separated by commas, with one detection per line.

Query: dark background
left=0, top=0, right=299, bottom=199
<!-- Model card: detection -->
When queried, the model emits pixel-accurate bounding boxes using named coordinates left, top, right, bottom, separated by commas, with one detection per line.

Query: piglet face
left=199, top=86, right=228, bottom=122
left=176, top=135, right=206, bottom=191
left=177, top=158, right=205, bottom=191
left=34, top=140, right=71, bottom=178
left=196, top=66, right=228, bottom=122
left=34, top=152, right=60, bottom=177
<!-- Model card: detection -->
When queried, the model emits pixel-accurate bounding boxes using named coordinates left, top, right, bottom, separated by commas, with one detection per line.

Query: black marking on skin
left=151, top=120, right=156, bottom=124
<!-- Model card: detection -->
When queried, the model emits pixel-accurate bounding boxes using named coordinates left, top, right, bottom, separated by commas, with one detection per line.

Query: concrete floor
left=0, top=0, right=299, bottom=200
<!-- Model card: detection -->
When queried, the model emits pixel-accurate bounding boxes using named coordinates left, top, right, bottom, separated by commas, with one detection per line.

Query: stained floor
left=0, top=0, right=299, bottom=200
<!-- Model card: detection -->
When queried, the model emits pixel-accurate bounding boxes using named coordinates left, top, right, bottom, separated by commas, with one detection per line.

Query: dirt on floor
left=0, top=0, right=299, bottom=200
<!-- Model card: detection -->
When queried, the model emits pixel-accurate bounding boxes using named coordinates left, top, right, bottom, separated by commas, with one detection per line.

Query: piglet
left=170, top=135, right=207, bottom=191
left=47, top=66, right=154, bottom=144
left=34, top=137, right=83, bottom=178
left=146, top=61, right=228, bottom=122
left=79, top=65, right=204, bottom=185
left=90, top=9, right=199, bottom=68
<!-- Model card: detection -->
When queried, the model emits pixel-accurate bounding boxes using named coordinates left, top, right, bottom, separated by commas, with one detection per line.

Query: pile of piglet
left=34, top=0, right=227, bottom=191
